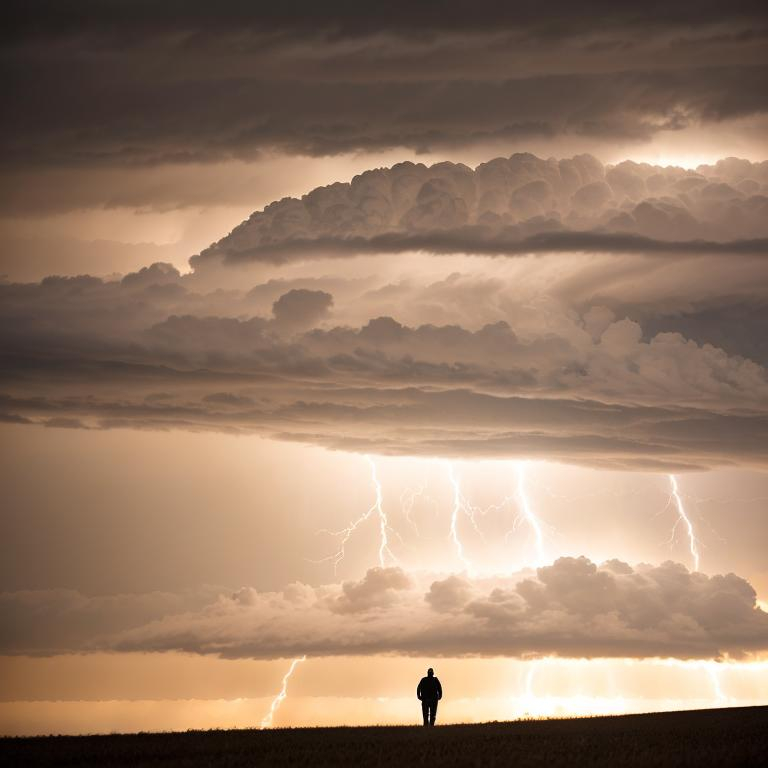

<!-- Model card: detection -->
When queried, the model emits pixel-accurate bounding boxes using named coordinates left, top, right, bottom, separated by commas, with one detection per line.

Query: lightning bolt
left=400, top=482, right=426, bottom=537
left=368, top=456, right=397, bottom=567
left=447, top=462, right=475, bottom=575
left=317, top=455, right=398, bottom=572
left=259, top=655, right=306, bottom=729
left=525, top=660, right=539, bottom=698
left=667, top=474, right=701, bottom=572
left=707, top=663, right=727, bottom=706
left=516, top=462, right=546, bottom=567
left=516, top=659, right=542, bottom=717
left=447, top=461, right=548, bottom=574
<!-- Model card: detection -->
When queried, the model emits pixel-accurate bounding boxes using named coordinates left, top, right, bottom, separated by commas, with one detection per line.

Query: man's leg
left=421, top=699, right=429, bottom=726
left=430, top=699, right=438, bottom=726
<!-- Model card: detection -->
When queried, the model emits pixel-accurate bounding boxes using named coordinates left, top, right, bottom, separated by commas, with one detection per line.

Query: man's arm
left=417, top=679, right=422, bottom=700
left=436, top=679, right=442, bottom=700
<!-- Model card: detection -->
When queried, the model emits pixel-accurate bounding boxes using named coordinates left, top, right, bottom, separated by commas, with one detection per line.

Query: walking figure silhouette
left=416, top=667, right=442, bottom=726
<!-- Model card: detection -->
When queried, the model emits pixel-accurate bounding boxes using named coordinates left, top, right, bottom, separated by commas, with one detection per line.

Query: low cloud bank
left=3, top=559, right=766, bottom=661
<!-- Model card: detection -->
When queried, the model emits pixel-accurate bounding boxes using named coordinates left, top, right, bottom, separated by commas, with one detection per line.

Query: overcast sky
left=1, top=0, right=767, bottom=735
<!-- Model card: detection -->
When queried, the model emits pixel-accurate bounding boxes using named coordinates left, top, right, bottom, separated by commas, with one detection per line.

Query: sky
left=1, top=0, right=767, bottom=735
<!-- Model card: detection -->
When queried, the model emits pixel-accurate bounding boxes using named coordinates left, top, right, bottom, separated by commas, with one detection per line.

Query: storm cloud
left=2, top=200, right=767, bottom=471
left=2, top=0, right=768, bottom=228
left=3, top=3, right=768, bottom=170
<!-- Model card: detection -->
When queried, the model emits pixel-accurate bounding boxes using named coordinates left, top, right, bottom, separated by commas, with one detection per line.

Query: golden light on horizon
left=2, top=654, right=767, bottom=735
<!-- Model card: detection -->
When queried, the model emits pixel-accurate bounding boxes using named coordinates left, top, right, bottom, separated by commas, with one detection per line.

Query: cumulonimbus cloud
left=3, top=558, right=766, bottom=661
left=193, top=155, right=768, bottom=267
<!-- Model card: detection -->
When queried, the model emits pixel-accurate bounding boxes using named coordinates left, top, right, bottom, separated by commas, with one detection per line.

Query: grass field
left=1, top=706, right=766, bottom=767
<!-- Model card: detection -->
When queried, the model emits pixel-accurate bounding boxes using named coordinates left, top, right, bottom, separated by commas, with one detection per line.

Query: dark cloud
left=5, top=70, right=768, bottom=172
left=0, top=412, right=32, bottom=425
left=5, top=558, right=764, bottom=660
left=2, top=0, right=766, bottom=251
left=272, top=289, right=334, bottom=330
left=5, top=2, right=765, bottom=41
left=201, top=392, right=255, bottom=407
left=639, top=299, right=768, bottom=366
left=43, top=417, right=89, bottom=429
left=4, top=397, right=764, bottom=470
left=208, top=231, right=768, bottom=264
left=2, top=0, right=767, bottom=191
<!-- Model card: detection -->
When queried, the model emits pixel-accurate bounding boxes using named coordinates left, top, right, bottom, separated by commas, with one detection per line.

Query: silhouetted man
left=417, top=667, right=442, bottom=726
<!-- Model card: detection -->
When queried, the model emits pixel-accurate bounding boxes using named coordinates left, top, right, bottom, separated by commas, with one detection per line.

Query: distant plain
left=2, top=706, right=766, bottom=767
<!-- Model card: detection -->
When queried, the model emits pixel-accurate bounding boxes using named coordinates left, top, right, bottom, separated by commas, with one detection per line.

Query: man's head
left=427, top=668, right=434, bottom=677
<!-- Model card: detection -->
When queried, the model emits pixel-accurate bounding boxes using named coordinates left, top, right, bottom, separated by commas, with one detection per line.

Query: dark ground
left=1, top=706, right=767, bottom=768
